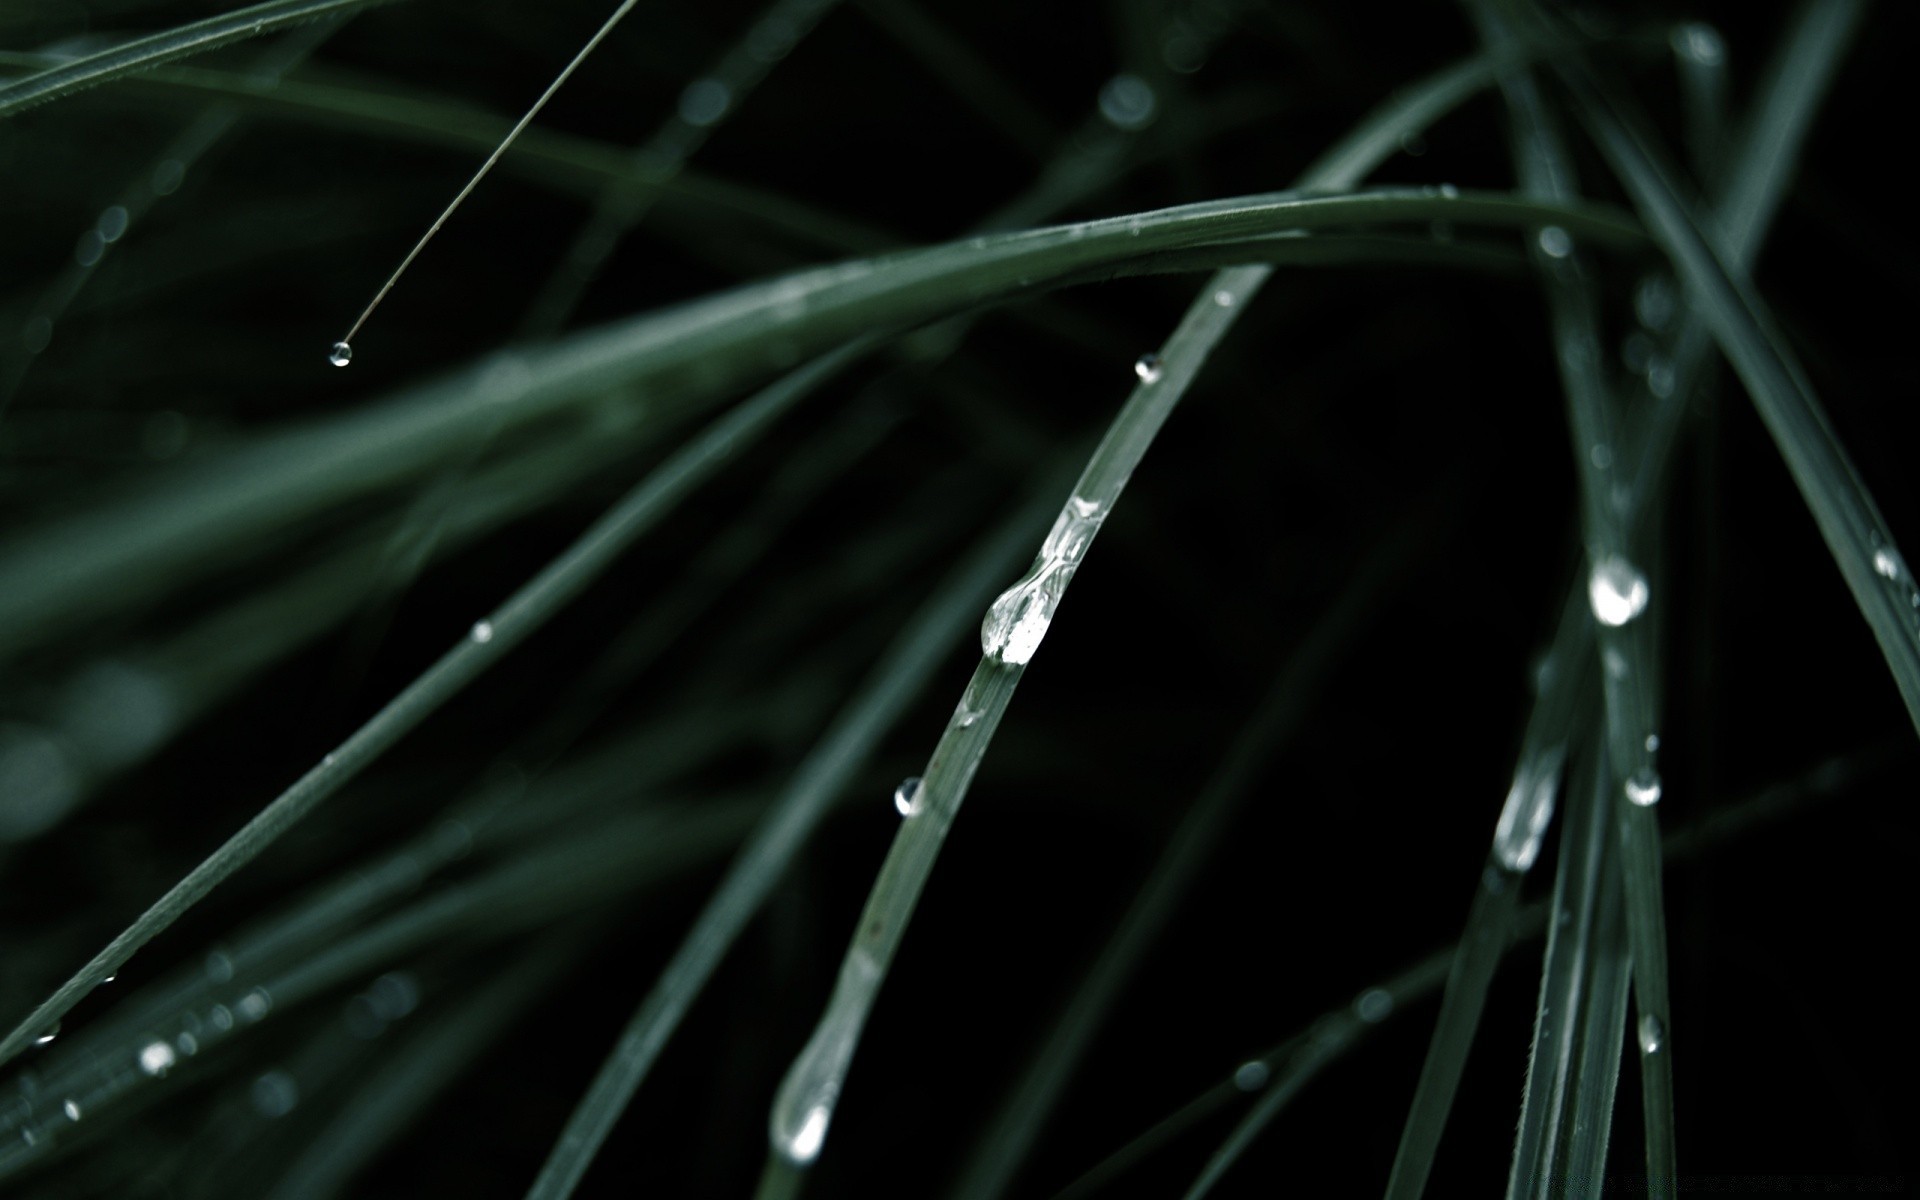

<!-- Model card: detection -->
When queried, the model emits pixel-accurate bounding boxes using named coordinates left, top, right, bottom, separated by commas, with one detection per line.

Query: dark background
left=0, top=0, right=1912, bottom=1196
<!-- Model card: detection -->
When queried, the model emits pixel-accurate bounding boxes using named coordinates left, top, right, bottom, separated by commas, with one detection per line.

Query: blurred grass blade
left=1528, top=2, right=1920, bottom=732
left=954, top=511, right=1441, bottom=1200
left=0, top=0, right=405, bottom=119
left=0, top=344, right=868, bottom=1070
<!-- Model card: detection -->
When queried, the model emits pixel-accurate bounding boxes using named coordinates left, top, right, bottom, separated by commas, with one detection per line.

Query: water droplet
left=1134, top=353, right=1163, bottom=383
left=1233, top=1060, right=1270, bottom=1091
left=1874, top=548, right=1904, bottom=580
left=206, top=950, right=234, bottom=983
left=176, top=1032, right=200, bottom=1056
left=779, top=1103, right=830, bottom=1165
left=1674, top=22, right=1724, bottom=67
left=328, top=341, right=353, bottom=368
left=1437, top=183, right=1459, bottom=199
left=1646, top=358, right=1676, bottom=398
left=678, top=78, right=732, bottom=127
left=20, top=1127, right=38, bottom=1147
left=1213, top=289, right=1234, bottom=308
left=138, top=1040, right=176, bottom=1077
left=1638, top=1012, right=1666, bottom=1054
left=981, top=502, right=1105, bottom=665
left=237, top=987, right=273, bottom=1023
left=251, top=1070, right=299, bottom=1118
left=892, top=776, right=923, bottom=817
left=22, top=316, right=53, bottom=354
left=1493, top=744, right=1565, bottom=873
left=1355, top=987, right=1394, bottom=1023
left=1588, top=556, right=1650, bottom=626
left=1645, top=734, right=1661, bottom=753
left=1097, top=73, right=1156, bottom=130
left=1398, top=131, right=1426, bottom=157
left=1537, top=225, right=1573, bottom=259
left=470, top=620, right=494, bottom=644
left=33, top=1023, right=60, bottom=1047
left=61, top=1099, right=80, bottom=1122
left=1634, top=276, right=1676, bottom=330
left=1624, top=767, right=1663, bottom=807
left=102, top=973, right=115, bottom=983
left=953, top=703, right=980, bottom=729
left=75, top=230, right=105, bottom=268
left=209, top=1005, right=234, bottom=1032
left=96, top=206, right=130, bottom=243
left=1589, top=443, right=1613, bottom=471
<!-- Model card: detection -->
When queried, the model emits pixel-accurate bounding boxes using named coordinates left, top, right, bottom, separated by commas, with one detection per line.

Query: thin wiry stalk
left=0, top=22, right=336, bottom=425
left=952, top=507, right=1446, bottom=1200
left=0, top=0, right=404, bottom=119
left=759, top=53, right=1503, bottom=1182
left=519, top=0, right=846, bottom=338
left=0, top=344, right=867, bottom=1069
left=1523, top=0, right=1920, bottom=731
left=0, top=183, right=1637, bottom=663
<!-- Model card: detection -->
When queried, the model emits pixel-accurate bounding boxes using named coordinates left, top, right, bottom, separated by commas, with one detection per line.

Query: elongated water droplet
left=1493, top=744, right=1566, bottom=873
left=61, top=1099, right=80, bottom=1122
left=1588, top=555, right=1649, bottom=626
left=33, top=1023, right=59, bottom=1047
left=1537, top=225, right=1573, bottom=258
left=138, top=1040, right=176, bottom=1077
left=1134, top=353, right=1163, bottom=383
left=893, top=776, right=922, bottom=817
left=981, top=500, right=1105, bottom=665
left=1638, top=1012, right=1666, bottom=1054
left=1624, top=767, right=1663, bottom=807
left=328, top=341, right=353, bottom=368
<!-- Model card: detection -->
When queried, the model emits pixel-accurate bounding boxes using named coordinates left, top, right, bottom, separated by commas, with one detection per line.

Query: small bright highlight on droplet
left=1134, top=353, right=1163, bottom=383
left=1588, top=555, right=1650, bottom=626
left=470, top=620, right=494, bottom=644
left=893, top=776, right=922, bottom=817
left=1873, top=548, right=1902, bottom=580
left=784, top=1103, right=830, bottom=1164
left=1624, top=768, right=1663, bottom=807
left=61, top=1099, right=81, bottom=1122
left=1638, top=1012, right=1666, bottom=1054
left=328, top=341, right=353, bottom=368
left=138, top=1039, right=177, bottom=1076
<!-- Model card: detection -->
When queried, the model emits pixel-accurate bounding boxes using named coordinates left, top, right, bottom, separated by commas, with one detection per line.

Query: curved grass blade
left=0, top=0, right=404, bottom=119
left=758, top=52, right=1505, bottom=1182
left=0, top=344, right=868, bottom=1070
left=952, top=508, right=1446, bottom=1200
left=0, top=183, right=1638, bottom=663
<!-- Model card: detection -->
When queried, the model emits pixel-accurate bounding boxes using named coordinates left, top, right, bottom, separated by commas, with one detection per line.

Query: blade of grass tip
left=0, top=342, right=869, bottom=1071
left=1066, top=741, right=1893, bottom=1200
left=0, top=182, right=1638, bottom=664
left=0, top=21, right=337, bottom=425
left=330, top=0, right=647, bottom=363
left=757, top=51, right=1505, bottom=1185
left=953, top=506, right=1448, bottom=1200
left=520, top=0, right=846, bottom=338
left=1521, top=0, right=1920, bottom=732
left=0, top=0, right=402, bottom=119
left=262, top=938, right=584, bottom=1200
left=1471, top=13, right=1678, bottom=1196
left=520, top=463, right=1069, bottom=1200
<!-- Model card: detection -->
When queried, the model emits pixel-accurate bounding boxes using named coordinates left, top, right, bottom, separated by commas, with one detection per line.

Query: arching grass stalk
left=0, top=22, right=336, bottom=424
left=0, top=0, right=404, bottom=119
left=0, top=343, right=868, bottom=1070
left=0, top=183, right=1634, bottom=663
left=1061, top=744, right=1893, bottom=1200
left=952, top=503, right=1451, bottom=1200
left=520, top=465, right=1070, bottom=1200
left=758, top=53, right=1503, bottom=1185
left=1518, top=0, right=1920, bottom=730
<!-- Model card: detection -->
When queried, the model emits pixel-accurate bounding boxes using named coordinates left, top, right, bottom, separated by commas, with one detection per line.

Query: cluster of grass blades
left=0, top=0, right=1910, bottom=1196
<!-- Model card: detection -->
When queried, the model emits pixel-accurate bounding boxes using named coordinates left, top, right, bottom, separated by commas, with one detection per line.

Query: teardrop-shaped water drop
left=328, top=341, right=353, bottom=368
left=893, top=776, right=922, bottom=817
left=1134, top=353, right=1163, bottom=383
left=1624, top=767, right=1663, bottom=807
left=1638, top=1011, right=1666, bottom=1054
left=33, top=1023, right=60, bottom=1047
left=61, top=1098, right=80, bottom=1122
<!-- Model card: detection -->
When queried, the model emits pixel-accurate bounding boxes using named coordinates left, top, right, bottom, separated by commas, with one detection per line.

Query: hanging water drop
left=33, top=1023, right=59, bottom=1047
left=1588, top=555, right=1650, bottom=626
left=1134, top=353, right=1163, bottom=383
left=328, top=341, right=353, bottom=368
left=1624, top=767, right=1663, bottom=807
left=1638, top=1012, right=1666, bottom=1054
left=892, top=776, right=923, bottom=817
left=1537, top=225, right=1573, bottom=259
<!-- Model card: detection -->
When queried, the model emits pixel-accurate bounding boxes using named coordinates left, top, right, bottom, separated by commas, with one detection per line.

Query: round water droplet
left=1399, top=131, right=1426, bottom=157
left=97, top=206, right=130, bottom=243
left=1624, top=768, right=1663, bottom=807
left=1646, top=358, right=1676, bottom=398
left=1638, top=1011, right=1666, bottom=1054
left=252, top=1070, right=299, bottom=1118
left=1588, top=556, right=1650, bottom=626
left=1097, top=73, right=1156, bottom=130
left=61, top=1099, right=80, bottom=1122
left=1589, top=443, right=1613, bottom=471
left=138, top=1039, right=177, bottom=1077
left=1355, top=987, right=1394, bottom=1023
left=1537, top=225, right=1573, bottom=259
left=678, top=78, right=732, bottom=127
left=1634, top=276, right=1677, bottom=330
left=1213, top=289, right=1234, bottom=308
left=177, top=1032, right=200, bottom=1056
left=1233, top=1060, right=1269, bottom=1091
left=1134, top=353, right=1163, bottom=383
left=893, top=776, right=923, bottom=817
left=1645, top=733, right=1661, bottom=753
left=328, top=341, right=353, bottom=368
left=470, top=620, right=494, bottom=644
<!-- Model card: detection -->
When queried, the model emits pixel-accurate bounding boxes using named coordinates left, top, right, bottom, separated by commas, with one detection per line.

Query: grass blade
left=0, top=0, right=405, bottom=119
